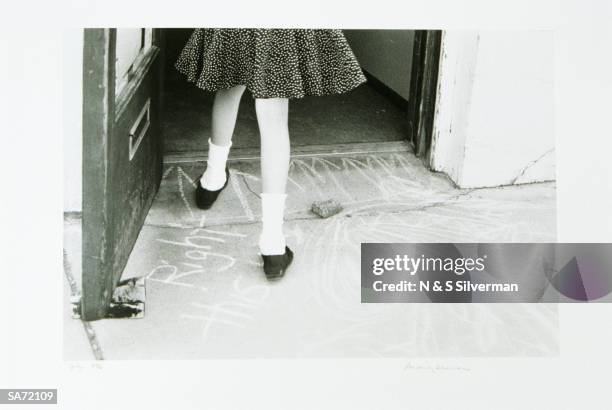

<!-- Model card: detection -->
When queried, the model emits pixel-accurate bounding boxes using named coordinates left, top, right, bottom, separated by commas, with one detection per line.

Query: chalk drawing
left=161, top=165, right=175, bottom=181
left=138, top=152, right=557, bottom=357
left=340, top=157, right=391, bottom=199
left=181, top=276, right=270, bottom=342
left=153, top=227, right=248, bottom=286
left=177, top=166, right=197, bottom=188
left=147, top=263, right=196, bottom=288
left=176, top=166, right=195, bottom=220
left=284, top=223, right=305, bottom=247
left=197, top=228, right=247, bottom=238
left=229, top=168, right=255, bottom=221
left=156, top=238, right=212, bottom=250
left=232, top=169, right=260, bottom=183
left=290, top=158, right=325, bottom=198
left=183, top=262, right=203, bottom=269
left=311, top=157, right=352, bottom=200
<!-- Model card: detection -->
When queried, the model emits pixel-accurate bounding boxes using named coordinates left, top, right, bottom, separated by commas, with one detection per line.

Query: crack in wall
left=511, top=148, right=555, bottom=185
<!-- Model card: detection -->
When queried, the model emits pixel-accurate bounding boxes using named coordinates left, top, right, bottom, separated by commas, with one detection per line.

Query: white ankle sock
left=259, top=193, right=287, bottom=255
left=201, top=139, right=231, bottom=190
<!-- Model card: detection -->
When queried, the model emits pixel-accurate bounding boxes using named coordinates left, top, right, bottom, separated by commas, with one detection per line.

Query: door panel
left=82, top=28, right=164, bottom=320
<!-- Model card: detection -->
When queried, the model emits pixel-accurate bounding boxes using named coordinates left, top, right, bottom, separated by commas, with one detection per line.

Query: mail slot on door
left=128, top=98, right=151, bottom=161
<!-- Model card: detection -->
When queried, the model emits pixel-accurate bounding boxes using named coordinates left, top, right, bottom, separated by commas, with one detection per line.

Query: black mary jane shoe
left=195, top=167, right=230, bottom=210
left=261, top=247, right=294, bottom=281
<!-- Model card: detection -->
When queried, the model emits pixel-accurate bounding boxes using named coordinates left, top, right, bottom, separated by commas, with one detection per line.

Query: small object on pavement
left=311, top=199, right=343, bottom=218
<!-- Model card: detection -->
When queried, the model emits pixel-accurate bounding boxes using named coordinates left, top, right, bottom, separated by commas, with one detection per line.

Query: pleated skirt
left=175, top=28, right=367, bottom=99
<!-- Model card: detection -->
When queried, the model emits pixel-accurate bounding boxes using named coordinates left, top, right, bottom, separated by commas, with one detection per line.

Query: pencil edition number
left=7, top=390, right=55, bottom=402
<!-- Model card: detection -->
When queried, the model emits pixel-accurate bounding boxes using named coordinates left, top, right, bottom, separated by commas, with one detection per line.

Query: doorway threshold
left=164, top=140, right=412, bottom=164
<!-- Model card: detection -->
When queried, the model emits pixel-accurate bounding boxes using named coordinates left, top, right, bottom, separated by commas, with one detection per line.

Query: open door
left=81, top=29, right=164, bottom=320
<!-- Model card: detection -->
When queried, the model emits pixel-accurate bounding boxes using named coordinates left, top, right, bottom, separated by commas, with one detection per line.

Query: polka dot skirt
left=175, top=29, right=367, bottom=99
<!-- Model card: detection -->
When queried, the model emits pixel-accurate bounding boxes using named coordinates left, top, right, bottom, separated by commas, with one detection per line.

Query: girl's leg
left=201, top=85, right=246, bottom=190
left=255, top=97, right=290, bottom=255
left=256, top=98, right=290, bottom=193
left=210, top=85, right=246, bottom=146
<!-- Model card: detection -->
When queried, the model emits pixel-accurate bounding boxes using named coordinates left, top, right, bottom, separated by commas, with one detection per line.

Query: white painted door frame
left=429, top=31, right=480, bottom=184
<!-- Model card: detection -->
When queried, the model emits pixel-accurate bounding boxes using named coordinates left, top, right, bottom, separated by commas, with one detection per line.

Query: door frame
left=407, top=30, right=443, bottom=162
left=161, top=29, right=443, bottom=164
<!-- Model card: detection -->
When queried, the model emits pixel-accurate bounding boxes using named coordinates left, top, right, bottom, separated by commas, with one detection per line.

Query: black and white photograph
left=63, top=27, right=556, bottom=359
left=2, top=0, right=612, bottom=408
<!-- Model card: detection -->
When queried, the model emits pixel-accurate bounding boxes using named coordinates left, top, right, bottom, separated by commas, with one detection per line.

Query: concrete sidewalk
left=64, top=149, right=558, bottom=360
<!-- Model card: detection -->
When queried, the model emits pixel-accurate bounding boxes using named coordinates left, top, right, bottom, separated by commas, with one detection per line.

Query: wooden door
left=81, top=29, right=164, bottom=320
